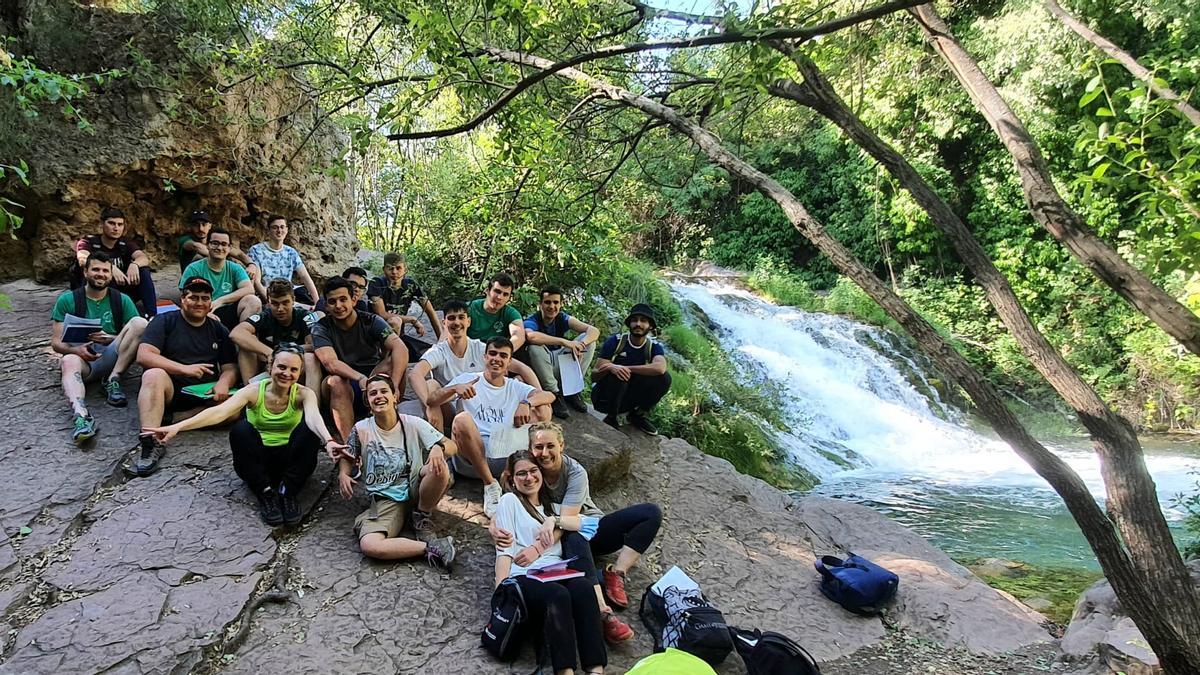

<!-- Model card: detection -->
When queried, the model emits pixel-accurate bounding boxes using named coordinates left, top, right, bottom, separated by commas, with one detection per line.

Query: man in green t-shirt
left=51, top=252, right=148, bottom=445
left=179, top=226, right=262, bottom=330
left=465, top=272, right=526, bottom=350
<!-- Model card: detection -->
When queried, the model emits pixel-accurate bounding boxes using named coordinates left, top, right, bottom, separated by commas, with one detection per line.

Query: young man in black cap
left=591, top=303, right=671, bottom=435
left=72, top=207, right=158, bottom=317
left=132, top=276, right=238, bottom=476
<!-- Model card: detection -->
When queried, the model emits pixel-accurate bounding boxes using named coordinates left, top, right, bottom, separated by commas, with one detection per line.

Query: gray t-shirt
left=545, top=455, right=603, bottom=517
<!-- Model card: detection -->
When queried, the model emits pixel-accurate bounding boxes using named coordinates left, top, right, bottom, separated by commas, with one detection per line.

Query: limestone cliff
left=0, top=1, right=356, bottom=282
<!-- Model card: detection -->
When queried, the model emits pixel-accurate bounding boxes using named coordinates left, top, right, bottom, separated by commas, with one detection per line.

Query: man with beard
left=591, top=304, right=670, bottom=435
left=427, top=337, right=554, bottom=518
left=179, top=227, right=262, bottom=330
left=231, top=278, right=321, bottom=391
left=71, top=207, right=158, bottom=317
left=313, top=276, right=408, bottom=446
left=133, top=277, right=238, bottom=477
left=51, top=252, right=149, bottom=445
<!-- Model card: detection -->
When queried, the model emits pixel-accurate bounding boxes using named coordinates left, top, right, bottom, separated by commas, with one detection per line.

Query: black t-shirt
left=367, top=276, right=426, bottom=315
left=312, top=310, right=395, bottom=375
left=141, top=311, right=236, bottom=385
left=244, top=307, right=315, bottom=348
left=314, top=297, right=371, bottom=315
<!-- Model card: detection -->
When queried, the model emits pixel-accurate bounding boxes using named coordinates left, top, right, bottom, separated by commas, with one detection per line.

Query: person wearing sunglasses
left=143, top=341, right=345, bottom=527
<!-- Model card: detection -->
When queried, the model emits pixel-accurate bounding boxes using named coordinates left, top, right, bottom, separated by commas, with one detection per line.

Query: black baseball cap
left=189, top=210, right=210, bottom=223
left=181, top=276, right=214, bottom=294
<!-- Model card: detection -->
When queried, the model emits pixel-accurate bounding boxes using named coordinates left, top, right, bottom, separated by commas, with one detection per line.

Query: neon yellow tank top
left=246, top=380, right=303, bottom=446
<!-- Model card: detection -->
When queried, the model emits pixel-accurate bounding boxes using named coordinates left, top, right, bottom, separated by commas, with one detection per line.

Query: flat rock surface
left=0, top=279, right=1052, bottom=674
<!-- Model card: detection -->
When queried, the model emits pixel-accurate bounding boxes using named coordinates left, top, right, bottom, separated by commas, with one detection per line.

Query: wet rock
left=969, top=557, right=1028, bottom=579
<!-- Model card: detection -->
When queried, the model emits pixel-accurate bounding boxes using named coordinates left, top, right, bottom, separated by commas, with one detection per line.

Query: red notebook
left=526, top=558, right=584, bottom=583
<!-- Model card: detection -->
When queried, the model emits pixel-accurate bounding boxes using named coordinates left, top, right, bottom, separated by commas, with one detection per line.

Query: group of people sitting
left=50, top=206, right=677, bottom=672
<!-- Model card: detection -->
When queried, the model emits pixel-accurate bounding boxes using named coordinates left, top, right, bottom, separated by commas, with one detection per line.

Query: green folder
left=180, top=382, right=239, bottom=399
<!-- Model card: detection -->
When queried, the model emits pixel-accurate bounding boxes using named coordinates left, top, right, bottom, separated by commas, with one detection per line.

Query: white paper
left=557, top=351, right=584, bottom=396
left=527, top=556, right=577, bottom=572
left=486, top=422, right=531, bottom=459
left=651, top=565, right=700, bottom=595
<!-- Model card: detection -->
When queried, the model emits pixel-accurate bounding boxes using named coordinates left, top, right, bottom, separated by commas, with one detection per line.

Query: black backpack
left=639, top=585, right=734, bottom=667
left=730, top=627, right=821, bottom=675
left=72, top=286, right=127, bottom=331
left=481, top=578, right=527, bottom=662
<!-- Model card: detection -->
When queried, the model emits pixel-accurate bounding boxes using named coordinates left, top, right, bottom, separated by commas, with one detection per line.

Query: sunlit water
left=672, top=280, right=1200, bottom=569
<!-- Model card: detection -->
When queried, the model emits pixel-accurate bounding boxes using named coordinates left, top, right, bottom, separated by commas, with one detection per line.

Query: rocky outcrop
left=0, top=2, right=356, bottom=282
left=0, top=279, right=1054, bottom=673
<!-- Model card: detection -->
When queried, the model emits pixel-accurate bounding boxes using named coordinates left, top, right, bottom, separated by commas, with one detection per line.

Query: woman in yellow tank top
left=145, top=343, right=346, bottom=526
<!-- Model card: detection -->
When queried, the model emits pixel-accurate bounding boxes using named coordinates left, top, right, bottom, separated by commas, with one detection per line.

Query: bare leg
left=417, top=465, right=451, bottom=514
left=303, top=353, right=322, bottom=401
left=110, top=317, right=147, bottom=378
left=61, top=355, right=91, bottom=417
left=326, top=375, right=356, bottom=443
left=359, top=532, right=427, bottom=560
left=237, top=349, right=263, bottom=385
left=238, top=294, right=262, bottom=322
left=614, top=547, right=641, bottom=574
left=137, top=368, right=175, bottom=428
left=451, top=411, right=495, bottom=485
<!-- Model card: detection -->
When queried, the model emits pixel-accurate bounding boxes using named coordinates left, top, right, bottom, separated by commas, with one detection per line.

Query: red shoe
left=602, top=610, right=634, bottom=644
left=602, top=565, right=629, bottom=610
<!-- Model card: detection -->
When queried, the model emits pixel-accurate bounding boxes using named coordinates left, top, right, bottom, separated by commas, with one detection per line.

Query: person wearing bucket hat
left=591, top=303, right=671, bottom=435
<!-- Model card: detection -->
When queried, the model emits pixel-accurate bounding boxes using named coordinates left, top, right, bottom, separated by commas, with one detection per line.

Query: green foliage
left=1173, top=471, right=1200, bottom=560
left=964, top=558, right=1103, bottom=625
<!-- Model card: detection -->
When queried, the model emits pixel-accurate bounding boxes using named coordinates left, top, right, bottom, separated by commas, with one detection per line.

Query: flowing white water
left=672, top=280, right=1200, bottom=566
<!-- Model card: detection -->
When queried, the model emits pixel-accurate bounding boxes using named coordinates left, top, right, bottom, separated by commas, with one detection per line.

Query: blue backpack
left=814, top=553, right=898, bottom=616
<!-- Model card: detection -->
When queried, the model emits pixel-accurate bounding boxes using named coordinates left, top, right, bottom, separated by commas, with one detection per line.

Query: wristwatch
left=554, top=515, right=562, bottom=528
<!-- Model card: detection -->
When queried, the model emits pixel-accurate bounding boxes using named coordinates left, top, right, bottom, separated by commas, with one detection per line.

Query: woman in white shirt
left=493, top=450, right=606, bottom=675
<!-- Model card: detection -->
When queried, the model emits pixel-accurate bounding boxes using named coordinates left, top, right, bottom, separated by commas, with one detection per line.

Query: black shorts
left=214, top=303, right=240, bottom=331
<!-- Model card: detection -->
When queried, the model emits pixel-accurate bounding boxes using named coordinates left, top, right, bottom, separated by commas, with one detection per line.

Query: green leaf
left=1084, top=75, right=1102, bottom=93
left=1092, top=162, right=1111, bottom=180
left=1096, top=107, right=1115, bottom=117
left=1079, top=88, right=1103, bottom=107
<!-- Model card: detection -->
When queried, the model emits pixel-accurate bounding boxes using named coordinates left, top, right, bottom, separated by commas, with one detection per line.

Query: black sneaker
left=603, top=414, right=621, bottom=430
left=564, top=393, right=588, bottom=413
left=131, top=434, right=165, bottom=476
left=104, top=377, right=128, bottom=407
left=628, top=411, right=658, bottom=436
left=257, top=489, right=284, bottom=526
left=551, top=395, right=570, bottom=419
left=425, top=536, right=456, bottom=571
left=278, top=486, right=302, bottom=526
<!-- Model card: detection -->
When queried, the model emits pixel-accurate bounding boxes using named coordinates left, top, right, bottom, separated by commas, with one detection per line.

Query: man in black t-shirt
left=231, top=278, right=320, bottom=390
left=367, top=252, right=442, bottom=358
left=132, top=276, right=238, bottom=477
left=313, top=276, right=406, bottom=445
left=592, top=303, right=671, bottom=435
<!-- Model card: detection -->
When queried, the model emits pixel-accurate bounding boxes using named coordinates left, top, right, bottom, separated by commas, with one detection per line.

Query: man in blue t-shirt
left=523, top=286, right=600, bottom=419
left=247, top=215, right=320, bottom=306
left=592, top=303, right=671, bottom=435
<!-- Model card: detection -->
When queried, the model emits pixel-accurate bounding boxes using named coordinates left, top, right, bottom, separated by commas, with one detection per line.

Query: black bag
left=731, top=627, right=821, bottom=675
left=639, top=585, right=734, bottom=667
left=482, top=578, right=527, bottom=661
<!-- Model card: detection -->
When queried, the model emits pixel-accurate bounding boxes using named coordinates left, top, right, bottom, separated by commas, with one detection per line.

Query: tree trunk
left=1043, top=0, right=1200, bottom=127
left=909, top=3, right=1200, bottom=360
left=481, top=46, right=1200, bottom=673
left=766, top=47, right=1200, bottom=672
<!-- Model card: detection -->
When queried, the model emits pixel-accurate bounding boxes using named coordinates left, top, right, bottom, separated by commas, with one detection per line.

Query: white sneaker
left=483, top=481, right=503, bottom=518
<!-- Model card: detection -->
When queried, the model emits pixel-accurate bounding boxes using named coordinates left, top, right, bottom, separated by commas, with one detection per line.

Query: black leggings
left=515, top=575, right=606, bottom=672
left=591, top=372, right=672, bottom=415
left=229, top=418, right=320, bottom=494
left=562, top=503, right=662, bottom=584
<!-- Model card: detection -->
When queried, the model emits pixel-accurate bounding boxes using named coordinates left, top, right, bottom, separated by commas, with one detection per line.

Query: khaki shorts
left=354, top=497, right=411, bottom=540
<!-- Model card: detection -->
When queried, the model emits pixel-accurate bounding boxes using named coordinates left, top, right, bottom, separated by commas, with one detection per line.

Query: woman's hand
left=514, top=544, right=541, bottom=567
left=489, top=520, right=514, bottom=549
left=325, top=439, right=350, bottom=461
left=536, top=517, right=556, bottom=549
left=142, top=425, right=178, bottom=444
left=338, top=471, right=357, bottom=499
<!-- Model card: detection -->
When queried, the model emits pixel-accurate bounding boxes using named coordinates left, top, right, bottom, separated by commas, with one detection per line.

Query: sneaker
left=131, top=434, right=165, bottom=476
left=602, top=565, right=629, bottom=610
left=425, top=536, right=456, bottom=571
left=564, top=393, right=588, bottom=413
left=257, top=488, right=284, bottom=527
left=601, top=610, right=635, bottom=643
left=278, top=485, right=302, bottom=526
left=483, top=481, right=503, bottom=519
left=412, top=509, right=435, bottom=541
left=603, top=414, right=621, bottom=430
left=72, top=414, right=98, bottom=446
left=628, top=411, right=658, bottom=436
left=551, top=395, right=570, bottom=419
left=104, top=377, right=127, bottom=407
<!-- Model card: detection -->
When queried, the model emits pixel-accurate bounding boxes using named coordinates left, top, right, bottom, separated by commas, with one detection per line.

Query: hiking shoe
left=483, top=481, right=503, bottom=519
left=564, top=393, right=588, bottom=413
left=603, top=565, right=629, bottom=610
left=551, top=395, right=570, bottom=419
left=72, top=414, right=98, bottom=445
left=601, top=610, right=634, bottom=643
left=104, top=377, right=127, bottom=407
left=131, top=434, right=165, bottom=477
left=602, top=414, right=621, bottom=431
left=425, top=536, right=456, bottom=571
left=629, top=411, right=658, bottom=436
left=257, top=488, right=284, bottom=527
left=278, top=486, right=302, bottom=526
left=412, top=509, right=436, bottom=541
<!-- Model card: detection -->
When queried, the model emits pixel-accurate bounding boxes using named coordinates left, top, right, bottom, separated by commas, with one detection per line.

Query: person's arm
left=505, top=357, right=541, bottom=390
left=419, top=299, right=442, bottom=339
left=211, top=363, right=238, bottom=402
left=315, top=345, right=367, bottom=385
left=298, top=387, right=347, bottom=456
left=296, top=265, right=319, bottom=305
left=567, top=317, right=600, bottom=348
left=507, top=319, right=527, bottom=352
left=183, top=239, right=208, bottom=257
left=383, top=333, right=406, bottom=392
left=591, top=337, right=618, bottom=380
left=212, top=278, right=253, bottom=310
left=627, top=353, right=667, bottom=376
left=231, top=247, right=261, bottom=284
left=495, top=555, right=513, bottom=588
left=338, top=427, right=363, bottom=497
left=128, top=249, right=151, bottom=284
left=51, top=321, right=98, bottom=360
left=428, top=375, right=479, bottom=407
left=230, top=321, right=272, bottom=359
left=370, top=295, right=395, bottom=319
left=513, top=388, right=555, bottom=426
left=74, top=239, right=90, bottom=268
left=145, top=386, right=256, bottom=442
left=137, top=343, right=213, bottom=379
left=408, top=359, right=434, bottom=404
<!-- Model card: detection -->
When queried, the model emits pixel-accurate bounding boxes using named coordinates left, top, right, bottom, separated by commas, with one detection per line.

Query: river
left=671, top=280, right=1200, bottom=569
